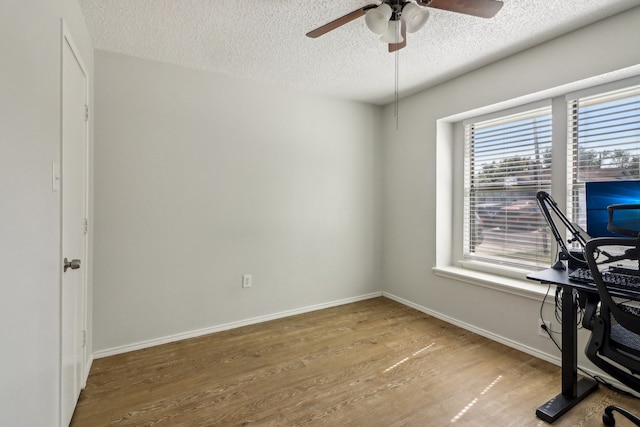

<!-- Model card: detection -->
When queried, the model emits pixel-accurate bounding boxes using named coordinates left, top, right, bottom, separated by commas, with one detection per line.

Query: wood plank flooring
left=71, top=297, right=640, bottom=426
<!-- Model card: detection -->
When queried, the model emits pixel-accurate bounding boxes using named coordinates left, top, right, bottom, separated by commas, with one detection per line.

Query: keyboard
left=569, top=267, right=640, bottom=291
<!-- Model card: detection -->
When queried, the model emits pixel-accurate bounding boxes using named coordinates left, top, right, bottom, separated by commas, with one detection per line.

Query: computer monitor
left=586, top=180, right=640, bottom=237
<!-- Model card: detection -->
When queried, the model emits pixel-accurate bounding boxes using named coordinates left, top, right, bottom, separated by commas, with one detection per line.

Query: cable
left=593, top=375, right=640, bottom=398
left=554, top=286, right=562, bottom=326
left=540, top=275, right=640, bottom=400
left=537, top=235, right=640, bottom=401
left=540, top=284, right=561, bottom=348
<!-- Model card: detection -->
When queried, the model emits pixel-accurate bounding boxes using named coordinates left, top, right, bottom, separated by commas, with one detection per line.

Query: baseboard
left=381, top=291, right=561, bottom=367
left=383, top=292, right=640, bottom=399
left=93, top=292, right=382, bottom=359
left=83, top=354, right=93, bottom=389
left=91, top=290, right=639, bottom=398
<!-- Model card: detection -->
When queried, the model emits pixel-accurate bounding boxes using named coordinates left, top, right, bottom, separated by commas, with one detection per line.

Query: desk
left=527, top=267, right=600, bottom=423
left=526, top=267, right=640, bottom=422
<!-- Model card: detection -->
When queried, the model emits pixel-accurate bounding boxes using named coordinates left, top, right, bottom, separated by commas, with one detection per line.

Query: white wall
left=93, top=51, right=383, bottom=353
left=382, top=8, right=640, bottom=366
left=0, top=0, right=93, bottom=426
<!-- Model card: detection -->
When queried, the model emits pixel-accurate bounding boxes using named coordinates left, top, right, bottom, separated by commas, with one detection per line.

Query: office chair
left=584, top=237, right=640, bottom=426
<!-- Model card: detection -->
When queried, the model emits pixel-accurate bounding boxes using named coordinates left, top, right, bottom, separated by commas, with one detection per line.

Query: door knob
left=64, top=258, right=81, bottom=272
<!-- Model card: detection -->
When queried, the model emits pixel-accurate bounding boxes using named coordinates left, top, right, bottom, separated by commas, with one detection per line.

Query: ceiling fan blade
left=306, top=5, right=376, bottom=38
left=388, top=19, right=407, bottom=53
left=419, top=0, right=503, bottom=19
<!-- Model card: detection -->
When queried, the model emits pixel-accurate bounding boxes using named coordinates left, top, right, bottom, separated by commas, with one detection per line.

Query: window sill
left=433, top=264, right=551, bottom=302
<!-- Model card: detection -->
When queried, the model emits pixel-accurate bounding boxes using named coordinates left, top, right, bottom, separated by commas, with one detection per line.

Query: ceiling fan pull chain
left=395, top=48, right=400, bottom=129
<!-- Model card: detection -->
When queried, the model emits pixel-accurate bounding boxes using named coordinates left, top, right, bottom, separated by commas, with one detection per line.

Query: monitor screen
left=586, top=180, right=640, bottom=237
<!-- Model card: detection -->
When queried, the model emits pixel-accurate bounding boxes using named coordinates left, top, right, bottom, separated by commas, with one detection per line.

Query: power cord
left=540, top=283, right=562, bottom=345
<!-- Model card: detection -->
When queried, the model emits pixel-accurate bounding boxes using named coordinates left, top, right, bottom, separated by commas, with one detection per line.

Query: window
left=568, top=84, right=640, bottom=231
left=461, top=79, right=640, bottom=274
left=464, top=105, right=553, bottom=268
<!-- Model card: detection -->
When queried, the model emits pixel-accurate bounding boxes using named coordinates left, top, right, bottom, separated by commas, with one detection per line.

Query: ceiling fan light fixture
left=403, top=3, right=430, bottom=33
left=365, top=3, right=392, bottom=34
left=380, top=19, right=403, bottom=43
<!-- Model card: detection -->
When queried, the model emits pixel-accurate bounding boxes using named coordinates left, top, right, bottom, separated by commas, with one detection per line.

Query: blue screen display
left=586, top=180, right=640, bottom=237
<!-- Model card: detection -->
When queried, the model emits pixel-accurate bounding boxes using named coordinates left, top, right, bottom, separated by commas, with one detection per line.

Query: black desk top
left=526, top=267, right=596, bottom=292
left=527, top=266, right=640, bottom=298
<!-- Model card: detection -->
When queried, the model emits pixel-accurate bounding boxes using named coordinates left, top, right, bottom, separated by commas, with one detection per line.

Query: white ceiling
left=78, top=0, right=639, bottom=105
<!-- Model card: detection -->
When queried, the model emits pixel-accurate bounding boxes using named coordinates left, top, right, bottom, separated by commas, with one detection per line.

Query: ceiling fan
left=306, top=0, right=504, bottom=52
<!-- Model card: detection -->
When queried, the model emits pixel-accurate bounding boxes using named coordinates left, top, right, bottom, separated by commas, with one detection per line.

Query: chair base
left=603, top=405, right=640, bottom=426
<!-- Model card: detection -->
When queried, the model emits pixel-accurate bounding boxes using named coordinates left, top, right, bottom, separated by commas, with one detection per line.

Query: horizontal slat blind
left=464, top=106, right=552, bottom=268
left=568, top=84, right=640, bottom=233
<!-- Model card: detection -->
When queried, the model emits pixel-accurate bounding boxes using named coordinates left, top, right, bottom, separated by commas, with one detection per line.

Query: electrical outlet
left=242, top=274, right=252, bottom=288
left=538, top=319, right=551, bottom=337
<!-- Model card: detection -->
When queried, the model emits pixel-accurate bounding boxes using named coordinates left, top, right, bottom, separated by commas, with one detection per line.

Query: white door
left=61, top=24, right=88, bottom=427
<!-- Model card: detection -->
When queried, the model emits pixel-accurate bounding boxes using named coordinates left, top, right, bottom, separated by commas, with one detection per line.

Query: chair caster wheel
left=603, top=408, right=615, bottom=426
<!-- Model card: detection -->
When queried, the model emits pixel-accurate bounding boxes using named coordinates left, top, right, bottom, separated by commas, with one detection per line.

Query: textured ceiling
left=79, top=0, right=639, bottom=105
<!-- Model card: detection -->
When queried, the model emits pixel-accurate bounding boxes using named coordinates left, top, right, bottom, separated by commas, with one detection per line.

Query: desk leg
left=535, top=286, right=598, bottom=423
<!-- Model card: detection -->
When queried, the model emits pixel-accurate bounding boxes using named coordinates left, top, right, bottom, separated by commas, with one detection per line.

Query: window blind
left=464, top=106, right=553, bottom=268
left=568, top=84, right=640, bottom=233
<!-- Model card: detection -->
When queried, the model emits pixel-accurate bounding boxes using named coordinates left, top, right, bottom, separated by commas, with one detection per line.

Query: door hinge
left=85, top=104, right=89, bottom=122
left=82, top=330, right=87, bottom=348
left=84, top=218, right=89, bottom=234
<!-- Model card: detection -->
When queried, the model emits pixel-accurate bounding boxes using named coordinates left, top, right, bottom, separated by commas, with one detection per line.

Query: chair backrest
left=584, top=237, right=640, bottom=337
left=583, top=237, right=640, bottom=392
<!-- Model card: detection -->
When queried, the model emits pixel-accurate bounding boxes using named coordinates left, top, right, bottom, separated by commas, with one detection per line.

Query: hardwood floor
left=71, top=297, right=639, bottom=426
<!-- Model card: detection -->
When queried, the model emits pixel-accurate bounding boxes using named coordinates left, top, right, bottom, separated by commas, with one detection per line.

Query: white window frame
left=462, top=101, right=553, bottom=270
left=566, top=77, right=640, bottom=234
left=438, top=75, right=640, bottom=284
